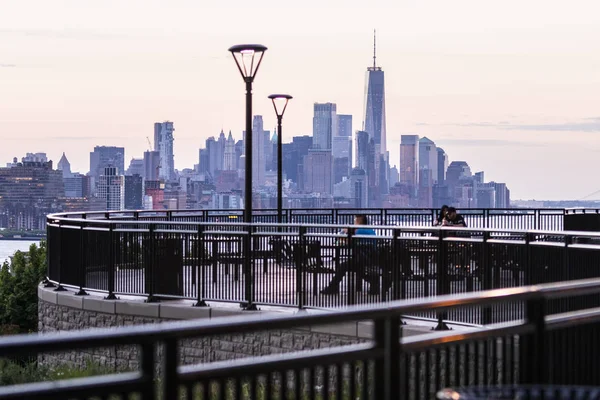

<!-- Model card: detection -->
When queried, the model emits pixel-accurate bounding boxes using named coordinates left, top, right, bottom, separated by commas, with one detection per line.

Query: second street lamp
left=268, top=94, right=293, bottom=224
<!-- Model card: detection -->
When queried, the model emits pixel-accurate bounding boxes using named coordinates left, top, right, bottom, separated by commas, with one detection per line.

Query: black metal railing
left=45, top=209, right=600, bottom=328
left=56, top=207, right=573, bottom=230
left=5, top=279, right=600, bottom=399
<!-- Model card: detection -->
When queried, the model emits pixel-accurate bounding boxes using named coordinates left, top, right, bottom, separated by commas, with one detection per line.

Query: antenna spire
left=373, top=29, right=377, bottom=68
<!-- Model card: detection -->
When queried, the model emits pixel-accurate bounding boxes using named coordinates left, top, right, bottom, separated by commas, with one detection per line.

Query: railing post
left=75, top=223, right=89, bottom=296
left=524, top=232, right=533, bottom=286
left=435, top=229, right=449, bottom=330
left=145, top=224, right=157, bottom=303
left=195, top=224, right=208, bottom=307
left=347, top=226, right=356, bottom=305
left=374, top=315, right=401, bottom=400
left=140, top=342, right=156, bottom=400
left=105, top=224, right=118, bottom=300
left=162, top=338, right=178, bottom=400
left=522, top=296, right=547, bottom=384
left=481, top=231, right=492, bottom=324
left=243, top=223, right=257, bottom=310
left=391, top=228, right=403, bottom=301
left=296, top=226, right=307, bottom=310
left=54, top=220, right=67, bottom=292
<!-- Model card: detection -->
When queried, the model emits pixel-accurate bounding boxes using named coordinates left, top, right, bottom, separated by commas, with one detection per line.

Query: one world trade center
left=362, top=30, right=389, bottom=206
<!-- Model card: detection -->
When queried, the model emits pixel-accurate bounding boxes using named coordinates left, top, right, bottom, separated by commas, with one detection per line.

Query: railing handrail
left=46, top=215, right=600, bottom=238
left=5, top=278, right=600, bottom=356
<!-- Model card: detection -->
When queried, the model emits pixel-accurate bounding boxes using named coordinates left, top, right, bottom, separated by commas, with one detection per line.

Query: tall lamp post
left=229, top=44, right=267, bottom=311
left=228, top=44, right=267, bottom=224
left=268, top=94, right=293, bottom=224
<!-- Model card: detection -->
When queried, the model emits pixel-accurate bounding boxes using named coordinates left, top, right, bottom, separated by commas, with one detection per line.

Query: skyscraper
left=251, top=115, right=266, bottom=188
left=362, top=30, right=388, bottom=200
left=313, top=103, right=337, bottom=150
left=153, top=121, right=175, bottom=181
left=89, top=146, right=125, bottom=181
left=223, top=131, right=236, bottom=171
left=337, top=115, right=353, bottom=137
left=418, top=137, right=438, bottom=184
left=97, top=166, right=125, bottom=211
left=399, top=135, right=419, bottom=195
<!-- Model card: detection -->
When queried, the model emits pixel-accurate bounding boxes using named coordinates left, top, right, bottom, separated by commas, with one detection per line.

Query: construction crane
left=146, top=137, right=152, bottom=151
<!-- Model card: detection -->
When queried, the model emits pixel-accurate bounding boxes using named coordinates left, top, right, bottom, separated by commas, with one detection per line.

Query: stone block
left=83, top=297, right=116, bottom=314
left=115, top=302, right=160, bottom=318
left=57, top=293, right=84, bottom=309
left=311, top=322, right=358, bottom=337
left=159, top=304, right=211, bottom=320
left=40, top=287, right=58, bottom=304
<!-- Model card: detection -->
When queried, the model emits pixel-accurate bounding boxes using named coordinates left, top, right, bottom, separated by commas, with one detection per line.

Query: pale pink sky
left=1, top=0, right=599, bottom=200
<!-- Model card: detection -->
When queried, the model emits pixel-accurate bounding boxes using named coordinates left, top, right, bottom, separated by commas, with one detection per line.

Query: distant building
left=0, top=158, right=64, bottom=230
left=154, top=121, right=175, bottom=181
left=419, top=137, right=438, bottom=184
left=223, top=131, right=236, bottom=171
left=143, top=151, right=160, bottom=181
left=97, top=166, right=124, bottom=211
left=313, top=103, right=337, bottom=150
left=337, top=114, right=353, bottom=137
left=436, top=148, right=448, bottom=185
left=64, top=174, right=84, bottom=198
left=89, top=146, right=125, bottom=182
left=303, top=150, right=333, bottom=195
left=399, top=135, right=419, bottom=196
left=350, top=168, right=368, bottom=208
left=124, top=174, right=144, bottom=210
left=57, top=153, right=71, bottom=178
left=126, top=158, right=144, bottom=177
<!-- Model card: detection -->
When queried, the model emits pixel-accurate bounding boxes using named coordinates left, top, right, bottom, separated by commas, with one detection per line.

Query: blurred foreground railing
left=5, top=279, right=600, bottom=399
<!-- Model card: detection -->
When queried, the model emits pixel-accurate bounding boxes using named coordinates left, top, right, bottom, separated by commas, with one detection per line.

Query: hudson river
left=0, top=240, right=40, bottom=265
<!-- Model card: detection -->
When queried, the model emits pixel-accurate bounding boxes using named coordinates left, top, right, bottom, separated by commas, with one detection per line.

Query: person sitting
left=321, top=215, right=377, bottom=295
left=434, top=205, right=449, bottom=226
left=442, top=207, right=467, bottom=227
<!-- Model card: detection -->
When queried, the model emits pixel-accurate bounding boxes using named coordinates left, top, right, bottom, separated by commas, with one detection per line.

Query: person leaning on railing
left=433, top=204, right=449, bottom=226
left=321, top=214, right=378, bottom=295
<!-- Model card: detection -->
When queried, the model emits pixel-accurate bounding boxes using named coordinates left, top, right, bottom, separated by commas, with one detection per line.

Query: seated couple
left=321, top=214, right=384, bottom=295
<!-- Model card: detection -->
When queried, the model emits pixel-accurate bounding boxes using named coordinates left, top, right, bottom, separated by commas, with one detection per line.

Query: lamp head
left=228, top=44, right=268, bottom=81
left=268, top=94, right=293, bottom=118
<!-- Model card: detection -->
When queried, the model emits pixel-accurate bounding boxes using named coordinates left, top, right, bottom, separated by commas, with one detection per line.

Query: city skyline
left=1, top=0, right=600, bottom=200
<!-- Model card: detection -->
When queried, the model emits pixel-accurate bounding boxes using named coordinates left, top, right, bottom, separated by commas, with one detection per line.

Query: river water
left=0, top=240, right=40, bottom=265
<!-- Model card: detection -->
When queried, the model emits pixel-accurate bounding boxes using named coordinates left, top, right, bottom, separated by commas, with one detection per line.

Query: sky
left=0, top=0, right=599, bottom=200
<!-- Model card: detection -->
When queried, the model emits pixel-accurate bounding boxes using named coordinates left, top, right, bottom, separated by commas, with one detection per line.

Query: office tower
left=337, top=114, right=353, bottom=137
left=126, top=158, right=144, bottom=177
left=362, top=31, right=388, bottom=199
left=89, top=146, right=125, bottom=181
left=350, top=168, right=368, bottom=209
left=224, top=131, right=236, bottom=171
left=446, top=161, right=472, bottom=204
left=332, top=136, right=352, bottom=183
left=124, top=174, right=144, bottom=210
left=399, top=135, right=419, bottom=195
left=251, top=115, right=267, bottom=188
left=355, top=130, right=370, bottom=171
left=313, top=103, right=337, bottom=150
left=303, top=150, right=333, bottom=195
left=143, top=151, right=160, bottom=181
left=389, top=165, right=399, bottom=187
left=419, top=137, right=438, bottom=184
left=64, top=173, right=84, bottom=198
left=490, top=182, right=510, bottom=208
left=474, top=171, right=485, bottom=184
left=436, top=147, right=448, bottom=185
left=418, top=168, right=434, bottom=208
left=264, top=130, right=273, bottom=171
left=57, top=153, right=71, bottom=178
left=154, top=121, right=175, bottom=181
left=0, top=157, right=64, bottom=230
left=96, top=166, right=124, bottom=211
left=475, top=183, right=496, bottom=208
left=205, top=136, right=218, bottom=177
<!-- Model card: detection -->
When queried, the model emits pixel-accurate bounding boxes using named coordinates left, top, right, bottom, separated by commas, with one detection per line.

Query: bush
left=0, top=241, right=47, bottom=333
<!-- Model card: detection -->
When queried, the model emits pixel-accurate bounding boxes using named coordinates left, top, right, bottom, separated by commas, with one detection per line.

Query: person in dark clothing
left=442, top=207, right=467, bottom=227
left=434, top=205, right=449, bottom=226
left=321, top=215, right=377, bottom=294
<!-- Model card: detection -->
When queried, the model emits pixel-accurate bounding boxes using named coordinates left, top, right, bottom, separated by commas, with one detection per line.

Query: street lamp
left=229, top=44, right=267, bottom=311
left=228, top=44, right=267, bottom=224
left=268, top=94, right=293, bottom=224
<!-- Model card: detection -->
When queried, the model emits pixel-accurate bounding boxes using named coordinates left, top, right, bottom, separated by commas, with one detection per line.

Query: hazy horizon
left=1, top=0, right=599, bottom=200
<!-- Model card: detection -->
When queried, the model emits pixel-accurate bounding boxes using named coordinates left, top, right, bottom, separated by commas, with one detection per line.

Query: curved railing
left=45, top=208, right=600, bottom=327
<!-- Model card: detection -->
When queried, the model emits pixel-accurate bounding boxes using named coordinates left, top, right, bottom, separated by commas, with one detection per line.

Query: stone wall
left=37, top=285, right=394, bottom=373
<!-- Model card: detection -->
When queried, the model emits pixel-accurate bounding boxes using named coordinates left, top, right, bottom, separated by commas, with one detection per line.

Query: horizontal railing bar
left=546, top=307, right=600, bottom=330
left=536, top=278, right=600, bottom=299
left=0, top=372, right=144, bottom=400
left=401, top=320, right=534, bottom=352
left=178, top=343, right=379, bottom=382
